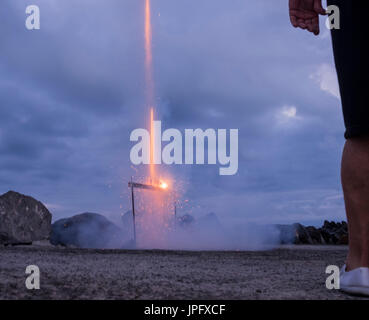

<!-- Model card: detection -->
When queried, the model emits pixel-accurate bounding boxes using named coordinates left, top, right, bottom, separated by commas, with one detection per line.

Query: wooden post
left=130, top=177, right=137, bottom=245
left=127, top=178, right=166, bottom=246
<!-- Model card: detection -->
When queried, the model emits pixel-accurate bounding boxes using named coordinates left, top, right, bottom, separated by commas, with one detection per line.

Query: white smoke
left=121, top=210, right=280, bottom=251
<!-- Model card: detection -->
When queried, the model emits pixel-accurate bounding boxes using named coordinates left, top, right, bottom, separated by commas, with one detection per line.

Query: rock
left=0, top=191, right=52, bottom=245
left=275, top=223, right=313, bottom=245
left=306, top=226, right=326, bottom=245
left=320, top=220, right=348, bottom=245
left=293, top=223, right=313, bottom=245
left=276, top=220, right=349, bottom=245
left=320, top=229, right=334, bottom=244
left=338, top=234, right=349, bottom=245
left=50, top=212, right=124, bottom=249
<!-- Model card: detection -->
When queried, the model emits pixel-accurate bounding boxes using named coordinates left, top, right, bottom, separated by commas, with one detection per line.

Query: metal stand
left=130, top=177, right=137, bottom=246
left=128, top=178, right=166, bottom=246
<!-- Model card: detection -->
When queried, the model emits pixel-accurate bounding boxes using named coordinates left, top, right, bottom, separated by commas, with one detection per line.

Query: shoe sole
left=340, top=286, right=369, bottom=297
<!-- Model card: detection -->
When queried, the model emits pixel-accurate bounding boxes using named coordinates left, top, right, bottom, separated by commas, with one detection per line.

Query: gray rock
left=51, top=212, right=124, bottom=249
left=0, top=191, right=52, bottom=245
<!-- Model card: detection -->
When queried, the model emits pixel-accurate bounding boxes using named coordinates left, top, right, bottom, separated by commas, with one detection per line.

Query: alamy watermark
left=130, top=121, right=239, bottom=176
left=23, top=4, right=340, bottom=31
left=25, top=265, right=40, bottom=290
left=25, top=5, right=40, bottom=30
left=325, top=265, right=340, bottom=290
left=326, top=5, right=340, bottom=30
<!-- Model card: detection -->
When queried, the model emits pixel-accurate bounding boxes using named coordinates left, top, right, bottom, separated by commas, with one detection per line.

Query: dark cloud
left=0, top=0, right=345, bottom=225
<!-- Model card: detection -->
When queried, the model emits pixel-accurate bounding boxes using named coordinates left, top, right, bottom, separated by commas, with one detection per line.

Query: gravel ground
left=0, top=244, right=366, bottom=300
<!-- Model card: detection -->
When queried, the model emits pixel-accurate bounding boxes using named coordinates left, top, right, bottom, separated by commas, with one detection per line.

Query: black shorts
left=328, top=0, right=369, bottom=139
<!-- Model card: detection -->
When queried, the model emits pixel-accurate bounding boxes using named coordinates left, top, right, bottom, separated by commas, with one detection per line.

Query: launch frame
left=128, top=178, right=166, bottom=245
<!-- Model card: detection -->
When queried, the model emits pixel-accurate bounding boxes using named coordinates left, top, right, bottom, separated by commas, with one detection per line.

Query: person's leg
left=328, top=0, right=369, bottom=272
left=342, top=136, right=369, bottom=270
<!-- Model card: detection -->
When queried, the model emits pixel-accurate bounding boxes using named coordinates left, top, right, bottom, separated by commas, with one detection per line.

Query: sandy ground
left=0, top=244, right=366, bottom=300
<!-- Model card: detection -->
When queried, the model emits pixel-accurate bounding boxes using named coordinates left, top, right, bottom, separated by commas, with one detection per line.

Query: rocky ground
left=0, top=244, right=366, bottom=300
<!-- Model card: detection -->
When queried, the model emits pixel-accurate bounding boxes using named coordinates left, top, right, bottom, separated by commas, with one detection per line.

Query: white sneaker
left=340, top=265, right=369, bottom=296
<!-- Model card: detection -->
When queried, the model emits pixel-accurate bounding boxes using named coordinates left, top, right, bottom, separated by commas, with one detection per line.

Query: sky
left=0, top=0, right=346, bottom=226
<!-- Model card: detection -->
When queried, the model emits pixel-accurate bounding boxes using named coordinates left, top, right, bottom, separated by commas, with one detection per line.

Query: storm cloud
left=0, top=0, right=345, bottom=226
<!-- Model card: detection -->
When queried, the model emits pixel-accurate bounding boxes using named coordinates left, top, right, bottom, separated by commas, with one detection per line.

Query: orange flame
left=145, top=0, right=156, bottom=184
left=159, top=181, right=168, bottom=189
left=131, top=0, right=181, bottom=249
left=150, top=107, right=155, bottom=182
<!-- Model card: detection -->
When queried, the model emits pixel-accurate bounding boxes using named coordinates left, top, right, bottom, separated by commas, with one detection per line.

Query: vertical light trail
left=145, top=0, right=154, bottom=108
left=144, top=0, right=156, bottom=183
left=150, top=107, right=155, bottom=181
left=135, top=0, right=176, bottom=249
left=145, top=0, right=153, bottom=69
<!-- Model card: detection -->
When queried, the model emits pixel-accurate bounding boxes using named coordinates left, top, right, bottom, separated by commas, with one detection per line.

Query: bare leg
left=341, top=136, right=369, bottom=270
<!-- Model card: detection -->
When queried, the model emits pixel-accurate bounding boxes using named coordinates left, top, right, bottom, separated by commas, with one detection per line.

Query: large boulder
left=51, top=212, right=124, bottom=249
left=0, top=191, right=52, bottom=244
